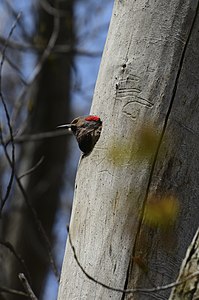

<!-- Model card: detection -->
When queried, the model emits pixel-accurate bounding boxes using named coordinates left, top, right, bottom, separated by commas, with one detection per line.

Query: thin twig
left=4, top=0, right=31, bottom=42
left=0, top=240, right=31, bottom=282
left=0, top=36, right=102, bottom=56
left=0, top=130, right=14, bottom=213
left=17, top=178, right=60, bottom=281
left=0, top=286, right=28, bottom=297
left=3, top=53, right=27, bottom=85
left=0, top=13, right=21, bottom=213
left=67, top=226, right=199, bottom=294
left=15, top=156, right=58, bottom=280
left=18, top=273, right=38, bottom=300
left=18, top=156, right=44, bottom=179
left=11, top=7, right=60, bottom=126
left=7, top=128, right=70, bottom=144
left=40, top=0, right=67, bottom=17
left=0, top=132, right=60, bottom=282
left=0, top=10, right=60, bottom=281
left=16, top=172, right=60, bottom=282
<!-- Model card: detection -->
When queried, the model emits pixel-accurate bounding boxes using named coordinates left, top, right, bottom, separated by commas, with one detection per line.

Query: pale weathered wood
left=58, top=0, right=199, bottom=299
left=169, top=228, right=199, bottom=299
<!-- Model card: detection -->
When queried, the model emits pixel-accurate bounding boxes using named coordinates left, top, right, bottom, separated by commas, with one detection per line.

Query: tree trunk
left=4, top=1, right=75, bottom=299
left=58, top=0, right=199, bottom=299
left=169, top=228, right=199, bottom=299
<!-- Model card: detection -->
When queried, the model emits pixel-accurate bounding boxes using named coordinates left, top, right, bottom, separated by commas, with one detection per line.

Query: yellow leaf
left=136, top=124, right=160, bottom=159
left=107, top=142, right=131, bottom=166
left=144, top=195, right=179, bottom=228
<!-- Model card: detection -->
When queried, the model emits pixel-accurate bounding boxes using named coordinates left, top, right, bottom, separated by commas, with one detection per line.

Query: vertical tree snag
left=58, top=1, right=199, bottom=299
left=169, top=228, right=199, bottom=299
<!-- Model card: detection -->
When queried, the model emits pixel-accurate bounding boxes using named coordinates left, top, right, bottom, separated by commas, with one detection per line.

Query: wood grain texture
left=169, top=229, right=199, bottom=299
left=58, top=0, right=199, bottom=299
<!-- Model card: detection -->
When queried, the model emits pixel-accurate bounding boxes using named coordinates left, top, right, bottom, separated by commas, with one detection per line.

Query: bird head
left=57, top=115, right=102, bottom=154
left=57, top=115, right=102, bottom=133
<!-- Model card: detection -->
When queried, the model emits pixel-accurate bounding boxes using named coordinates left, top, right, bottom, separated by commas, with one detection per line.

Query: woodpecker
left=57, top=115, right=102, bottom=155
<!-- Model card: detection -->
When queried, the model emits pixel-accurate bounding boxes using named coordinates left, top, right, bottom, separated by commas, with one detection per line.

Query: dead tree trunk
left=58, top=0, right=199, bottom=299
left=169, top=228, right=199, bottom=299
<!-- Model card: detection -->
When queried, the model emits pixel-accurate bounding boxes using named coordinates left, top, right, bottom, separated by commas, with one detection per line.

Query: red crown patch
left=85, top=115, right=100, bottom=122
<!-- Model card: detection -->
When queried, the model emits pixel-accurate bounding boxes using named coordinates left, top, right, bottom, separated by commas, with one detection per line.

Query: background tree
left=58, top=0, right=199, bottom=299
left=4, top=1, right=74, bottom=298
left=0, top=0, right=113, bottom=299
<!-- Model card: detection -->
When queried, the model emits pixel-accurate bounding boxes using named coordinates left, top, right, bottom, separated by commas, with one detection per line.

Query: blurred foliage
left=107, top=141, right=132, bottom=165
left=136, top=124, right=160, bottom=159
left=144, top=194, right=179, bottom=228
left=107, top=123, right=163, bottom=166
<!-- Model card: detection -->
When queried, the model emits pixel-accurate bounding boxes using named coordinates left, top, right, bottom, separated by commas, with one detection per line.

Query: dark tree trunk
left=3, top=1, right=75, bottom=299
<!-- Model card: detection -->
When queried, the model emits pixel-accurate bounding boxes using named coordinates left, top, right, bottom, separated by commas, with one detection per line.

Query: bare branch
left=3, top=53, right=27, bottom=85
left=0, top=36, right=102, bottom=57
left=18, top=156, right=44, bottom=179
left=40, top=0, right=68, bottom=17
left=2, top=148, right=60, bottom=281
left=55, top=46, right=102, bottom=57
left=0, top=240, right=31, bottom=282
left=10, top=128, right=71, bottom=144
left=0, top=36, right=38, bottom=51
left=0, top=9, right=60, bottom=281
left=67, top=226, right=199, bottom=295
left=18, top=273, right=38, bottom=300
left=0, top=286, right=28, bottom=298
left=4, top=0, right=32, bottom=42
left=0, top=131, right=14, bottom=214
left=11, top=8, right=60, bottom=125
left=0, top=13, right=21, bottom=212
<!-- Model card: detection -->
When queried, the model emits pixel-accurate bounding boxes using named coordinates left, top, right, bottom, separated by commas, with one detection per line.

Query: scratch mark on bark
left=172, top=117, right=199, bottom=138
left=99, top=169, right=114, bottom=177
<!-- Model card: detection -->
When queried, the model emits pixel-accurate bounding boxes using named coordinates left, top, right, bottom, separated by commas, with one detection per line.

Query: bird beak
left=57, top=124, right=71, bottom=129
